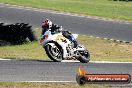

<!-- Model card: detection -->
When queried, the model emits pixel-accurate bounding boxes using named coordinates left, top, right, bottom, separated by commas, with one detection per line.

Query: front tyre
left=77, top=50, right=90, bottom=63
left=44, top=42, right=63, bottom=62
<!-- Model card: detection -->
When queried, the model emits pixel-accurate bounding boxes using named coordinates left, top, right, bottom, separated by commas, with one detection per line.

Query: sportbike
left=40, top=28, right=90, bottom=63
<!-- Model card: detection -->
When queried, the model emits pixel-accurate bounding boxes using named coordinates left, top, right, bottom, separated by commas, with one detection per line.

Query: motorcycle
left=40, top=28, right=90, bottom=63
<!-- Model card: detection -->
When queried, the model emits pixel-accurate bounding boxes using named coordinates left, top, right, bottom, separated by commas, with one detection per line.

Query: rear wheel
left=45, top=42, right=63, bottom=62
left=77, top=50, right=90, bottom=63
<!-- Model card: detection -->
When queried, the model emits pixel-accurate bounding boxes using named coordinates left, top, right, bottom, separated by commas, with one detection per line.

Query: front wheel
left=44, top=42, right=63, bottom=62
left=77, top=50, right=90, bottom=63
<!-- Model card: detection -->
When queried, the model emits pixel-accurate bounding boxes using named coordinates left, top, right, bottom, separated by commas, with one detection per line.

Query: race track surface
left=0, top=60, right=132, bottom=82
left=0, top=4, right=132, bottom=42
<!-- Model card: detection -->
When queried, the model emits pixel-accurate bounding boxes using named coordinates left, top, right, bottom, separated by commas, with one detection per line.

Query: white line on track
left=18, top=81, right=76, bottom=83
left=61, top=60, right=79, bottom=62
left=0, top=58, right=11, bottom=60
left=90, top=61, right=132, bottom=64
left=62, top=60, right=132, bottom=63
left=0, top=58, right=132, bottom=63
left=104, top=38, right=108, bottom=40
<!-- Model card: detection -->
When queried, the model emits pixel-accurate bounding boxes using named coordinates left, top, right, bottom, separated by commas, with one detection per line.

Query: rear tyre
left=44, top=42, right=63, bottom=62
left=77, top=50, right=90, bottom=63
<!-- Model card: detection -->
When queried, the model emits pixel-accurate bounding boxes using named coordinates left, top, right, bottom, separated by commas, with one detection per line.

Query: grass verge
left=0, top=82, right=108, bottom=88
left=0, top=29, right=132, bottom=62
left=0, top=0, right=132, bottom=21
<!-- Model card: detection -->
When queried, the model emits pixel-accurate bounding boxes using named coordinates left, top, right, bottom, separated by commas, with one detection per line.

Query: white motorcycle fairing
left=41, top=30, right=72, bottom=58
left=41, top=29, right=90, bottom=63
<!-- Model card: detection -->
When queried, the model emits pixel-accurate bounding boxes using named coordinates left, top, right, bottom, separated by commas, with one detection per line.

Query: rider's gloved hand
left=51, top=24, right=62, bottom=34
left=53, top=24, right=60, bottom=30
left=58, top=26, right=63, bottom=32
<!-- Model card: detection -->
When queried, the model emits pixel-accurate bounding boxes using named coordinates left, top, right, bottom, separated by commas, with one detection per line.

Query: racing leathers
left=41, top=24, right=78, bottom=48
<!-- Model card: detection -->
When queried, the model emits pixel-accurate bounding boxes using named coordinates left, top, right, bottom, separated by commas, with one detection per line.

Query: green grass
left=0, top=29, right=48, bottom=60
left=80, top=35, right=132, bottom=62
left=0, top=82, right=108, bottom=88
left=0, top=29, right=132, bottom=62
left=0, top=0, right=132, bottom=21
left=0, top=42, right=48, bottom=60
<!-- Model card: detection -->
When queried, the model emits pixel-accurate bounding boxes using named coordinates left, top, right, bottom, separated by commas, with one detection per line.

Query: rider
left=41, top=19, right=78, bottom=48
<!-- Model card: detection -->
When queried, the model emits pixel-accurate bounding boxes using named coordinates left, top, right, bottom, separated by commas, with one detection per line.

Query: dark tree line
left=0, top=23, right=37, bottom=46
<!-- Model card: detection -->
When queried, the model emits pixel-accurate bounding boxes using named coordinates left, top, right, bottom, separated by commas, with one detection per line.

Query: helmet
left=42, top=19, right=52, bottom=29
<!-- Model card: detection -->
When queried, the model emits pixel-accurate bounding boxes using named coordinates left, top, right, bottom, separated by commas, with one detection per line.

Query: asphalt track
left=0, top=4, right=132, bottom=42
left=0, top=59, right=132, bottom=82
left=0, top=4, right=132, bottom=85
